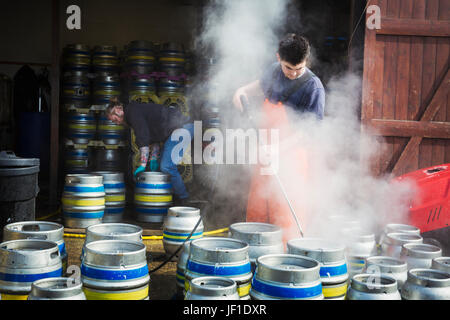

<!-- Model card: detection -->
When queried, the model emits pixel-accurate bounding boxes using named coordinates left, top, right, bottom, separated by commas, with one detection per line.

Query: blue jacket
left=260, top=63, right=325, bottom=120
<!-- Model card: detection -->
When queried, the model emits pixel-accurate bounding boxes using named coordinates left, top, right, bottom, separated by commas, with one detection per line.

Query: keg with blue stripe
left=229, top=222, right=284, bottom=273
left=127, top=76, right=159, bottom=104
left=0, top=239, right=63, bottom=300
left=97, top=112, right=126, bottom=146
left=162, top=206, right=203, bottom=258
left=62, top=71, right=91, bottom=109
left=185, top=237, right=252, bottom=300
left=28, top=277, right=86, bottom=300
left=81, top=240, right=150, bottom=300
left=92, top=74, right=121, bottom=106
left=64, top=147, right=93, bottom=173
left=341, top=227, right=378, bottom=279
left=81, top=223, right=143, bottom=261
left=250, top=254, right=323, bottom=300
left=125, top=40, right=155, bottom=74
left=347, top=273, right=401, bottom=300
left=91, top=171, right=126, bottom=222
left=63, top=44, right=91, bottom=73
left=92, top=45, right=119, bottom=75
left=185, top=276, right=240, bottom=300
left=158, top=42, right=185, bottom=77
left=62, top=174, right=105, bottom=228
left=134, top=172, right=173, bottom=223
left=363, top=256, right=408, bottom=289
left=287, top=238, right=348, bottom=300
left=3, top=221, right=68, bottom=274
left=65, top=111, right=97, bottom=145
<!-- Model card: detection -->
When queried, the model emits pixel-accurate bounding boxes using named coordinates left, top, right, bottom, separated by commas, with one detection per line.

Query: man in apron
left=233, top=34, right=325, bottom=243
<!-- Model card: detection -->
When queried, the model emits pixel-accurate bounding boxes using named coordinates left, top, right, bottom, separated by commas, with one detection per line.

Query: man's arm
left=232, top=80, right=264, bottom=112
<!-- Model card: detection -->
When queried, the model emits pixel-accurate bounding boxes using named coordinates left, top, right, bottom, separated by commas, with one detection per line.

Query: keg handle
left=50, top=250, right=61, bottom=261
left=67, top=176, right=81, bottom=184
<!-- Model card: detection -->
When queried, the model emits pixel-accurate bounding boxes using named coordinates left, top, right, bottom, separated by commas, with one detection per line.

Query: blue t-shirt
left=260, top=62, right=325, bottom=119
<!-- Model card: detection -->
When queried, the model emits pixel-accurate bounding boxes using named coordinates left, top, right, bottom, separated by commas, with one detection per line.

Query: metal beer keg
left=91, top=171, right=126, bottom=222
left=364, top=256, right=408, bottom=288
left=347, top=274, right=401, bottom=300
left=381, top=232, right=423, bottom=258
left=185, top=237, right=252, bottom=300
left=431, top=257, right=450, bottom=273
left=3, top=221, right=68, bottom=273
left=400, top=243, right=442, bottom=270
left=62, top=174, right=105, bottom=228
left=0, top=240, right=63, bottom=300
left=81, top=240, right=150, bottom=300
left=229, top=222, right=284, bottom=272
left=287, top=238, right=348, bottom=300
left=401, top=269, right=450, bottom=300
left=162, top=206, right=203, bottom=257
left=250, top=254, right=323, bottom=300
left=28, top=277, right=86, bottom=300
left=185, top=276, right=240, bottom=300
left=134, top=172, right=173, bottom=223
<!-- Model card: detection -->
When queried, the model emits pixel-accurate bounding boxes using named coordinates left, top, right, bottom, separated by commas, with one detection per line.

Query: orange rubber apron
left=246, top=99, right=309, bottom=244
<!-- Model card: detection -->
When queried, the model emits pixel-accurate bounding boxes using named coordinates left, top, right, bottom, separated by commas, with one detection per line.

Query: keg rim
left=365, top=256, right=407, bottom=272
left=84, top=239, right=146, bottom=255
left=431, top=257, right=450, bottom=272
left=189, top=276, right=238, bottom=297
left=91, top=171, right=124, bottom=179
left=386, top=232, right=423, bottom=245
left=407, top=268, right=450, bottom=287
left=287, top=237, right=345, bottom=264
left=229, top=222, right=282, bottom=245
left=30, top=277, right=83, bottom=298
left=65, top=173, right=104, bottom=184
left=190, top=237, right=249, bottom=263
left=401, top=243, right=442, bottom=259
left=255, top=254, right=321, bottom=284
left=86, top=223, right=143, bottom=240
left=168, top=206, right=201, bottom=217
left=350, top=273, right=398, bottom=293
left=3, top=221, right=64, bottom=240
left=0, top=239, right=60, bottom=253
left=385, top=223, right=420, bottom=234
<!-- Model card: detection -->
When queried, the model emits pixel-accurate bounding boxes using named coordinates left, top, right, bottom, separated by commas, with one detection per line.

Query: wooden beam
left=49, top=0, right=60, bottom=209
left=391, top=68, right=450, bottom=176
left=377, top=17, right=450, bottom=37
left=369, top=119, right=450, bottom=139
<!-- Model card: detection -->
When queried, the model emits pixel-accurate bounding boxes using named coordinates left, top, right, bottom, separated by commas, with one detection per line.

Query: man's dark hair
left=105, top=97, right=123, bottom=117
left=278, top=33, right=310, bottom=65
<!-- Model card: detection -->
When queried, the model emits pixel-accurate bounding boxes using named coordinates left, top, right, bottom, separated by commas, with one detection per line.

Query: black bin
left=0, top=151, right=40, bottom=238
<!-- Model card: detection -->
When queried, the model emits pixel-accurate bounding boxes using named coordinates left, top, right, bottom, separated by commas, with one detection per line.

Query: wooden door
left=361, top=0, right=450, bottom=177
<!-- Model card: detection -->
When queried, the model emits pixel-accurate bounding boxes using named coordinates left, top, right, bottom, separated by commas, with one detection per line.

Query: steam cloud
left=192, top=0, right=416, bottom=242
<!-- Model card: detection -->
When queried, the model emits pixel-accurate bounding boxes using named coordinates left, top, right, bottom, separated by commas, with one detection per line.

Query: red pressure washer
left=393, top=164, right=450, bottom=254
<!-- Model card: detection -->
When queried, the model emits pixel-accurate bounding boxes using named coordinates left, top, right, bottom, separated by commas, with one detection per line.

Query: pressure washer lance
left=240, top=95, right=304, bottom=238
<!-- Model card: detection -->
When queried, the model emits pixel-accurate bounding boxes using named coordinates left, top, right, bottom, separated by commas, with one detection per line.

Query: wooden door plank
left=392, top=68, right=450, bottom=176
left=369, top=119, right=450, bottom=138
left=377, top=17, right=450, bottom=37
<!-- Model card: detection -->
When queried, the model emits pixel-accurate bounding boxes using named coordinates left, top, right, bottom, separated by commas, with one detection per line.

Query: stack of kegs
left=61, top=44, right=93, bottom=174
left=121, top=40, right=159, bottom=104
left=92, top=74, right=121, bottom=106
left=92, top=45, right=119, bottom=76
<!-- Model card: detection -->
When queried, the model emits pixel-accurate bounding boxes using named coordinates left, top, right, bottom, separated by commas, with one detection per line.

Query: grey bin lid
left=0, top=151, right=40, bottom=176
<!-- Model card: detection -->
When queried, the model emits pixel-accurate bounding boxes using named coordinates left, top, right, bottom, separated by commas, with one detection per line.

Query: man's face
left=277, top=53, right=307, bottom=80
left=108, top=106, right=124, bottom=124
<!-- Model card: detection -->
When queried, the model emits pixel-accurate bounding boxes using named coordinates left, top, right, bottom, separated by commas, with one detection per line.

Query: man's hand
left=149, top=159, right=159, bottom=172
left=232, top=88, right=246, bottom=112
left=133, top=165, right=146, bottom=176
